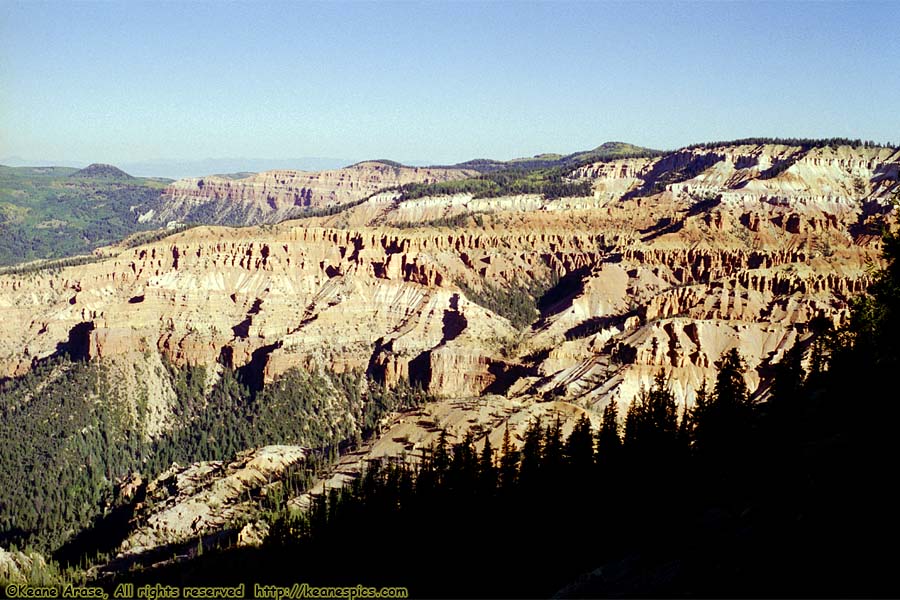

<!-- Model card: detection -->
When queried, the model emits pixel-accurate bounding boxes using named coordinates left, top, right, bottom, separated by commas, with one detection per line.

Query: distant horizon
left=3, top=133, right=899, bottom=180
left=3, top=1, right=898, bottom=171
left=0, top=155, right=358, bottom=179
left=7, top=136, right=900, bottom=179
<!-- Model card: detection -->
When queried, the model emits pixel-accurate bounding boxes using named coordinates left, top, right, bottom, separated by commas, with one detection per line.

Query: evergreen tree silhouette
left=478, top=434, right=496, bottom=496
left=543, top=415, right=564, bottom=488
left=624, top=372, right=679, bottom=463
left=772, top=343, right=806, bottom=408
left=565, top=413, right=595, bottom=478
left=694, top=349, right=754, bottom=475
left=499, top=423, right=519, bottom=492
left=519, top=418, right=544, bottom=491
left=432, top=428, right=450, bottom=484
left=596, top=399, right=621, bottom=469
left=449, top=430, right=476, bottom=496
left=769, top=343, right=806, bottom=443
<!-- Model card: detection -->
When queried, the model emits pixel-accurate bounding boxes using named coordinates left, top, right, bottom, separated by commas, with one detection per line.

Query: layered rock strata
left=1, top=143, right=896, bottom=415
left=155, top=162, right=477, bottom=225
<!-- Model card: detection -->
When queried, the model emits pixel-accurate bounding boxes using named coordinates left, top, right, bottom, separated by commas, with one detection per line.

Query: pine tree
left=478, top=434, right=497, bottom=496
left=714, top=349, right=750, bottom=408
left=518, top=419, right=544, bottom=490
left=694, top=349, right=754, bottom=469
left=543, top=415, right=564, bottom=480
left=678, top=379, right=710, bottom=450
left=449, top=430, right=477, bottom=495
left=433, top=429, right=450, bottom=484
left=499, top=424, right=519, bottom=491
left=772, top=344, right=806, bottom=407
left=596, top=399, right=621, bottom=467
left=624, top=393, right=643, bottom=450
left=565, top=413, right=594, bottom=478
left=624, top=373, right=678, bottom=462
left=769, top=344, right=806, bottom=442
left=693, top=379, right=711, bottom=414
left=806, top=314, right=835, bottom=386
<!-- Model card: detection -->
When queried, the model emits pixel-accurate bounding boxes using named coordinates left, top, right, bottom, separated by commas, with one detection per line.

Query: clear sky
left=2, top=0, right=898, bottom=168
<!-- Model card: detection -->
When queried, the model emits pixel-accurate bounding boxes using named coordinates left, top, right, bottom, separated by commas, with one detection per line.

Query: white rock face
left=571, top=143, right=900, bottom=206
left=118, top=445, right=307, bottom=556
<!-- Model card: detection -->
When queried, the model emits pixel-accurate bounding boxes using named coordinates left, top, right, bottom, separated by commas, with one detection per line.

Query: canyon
left=3, top=142, right=897, bottom=414
left=1, top=141, right=898, bottom=566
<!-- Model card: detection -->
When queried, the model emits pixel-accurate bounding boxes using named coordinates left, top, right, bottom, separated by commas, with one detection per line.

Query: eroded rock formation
left=118, top=445, right=307, bottom=557
left=1, top=143, right=897, bottom=418
left=153, top=161, right=477, bottom=225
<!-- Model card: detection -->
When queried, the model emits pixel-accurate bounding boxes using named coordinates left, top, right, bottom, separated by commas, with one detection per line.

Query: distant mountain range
left=0, top=157, right=354, bottom=180
left=0, top=143, right=658, bottom=180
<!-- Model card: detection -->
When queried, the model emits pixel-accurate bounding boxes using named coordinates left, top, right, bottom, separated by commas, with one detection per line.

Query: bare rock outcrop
left=118, top=445, right=306, bottom=557
left=572, top=143, right=900, bottom=208
left=157, top=162, right=477, bottom=225
left=0, top=142, right=896, bottom=420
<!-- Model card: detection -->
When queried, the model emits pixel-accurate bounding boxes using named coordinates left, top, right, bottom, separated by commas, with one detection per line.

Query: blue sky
left=2, top=0, right=898, bottom=169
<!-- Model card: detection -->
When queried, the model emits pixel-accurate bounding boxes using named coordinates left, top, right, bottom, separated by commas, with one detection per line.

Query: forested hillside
left=0, top=356, right=427, bottom=562
left=0, top=165, right=168, bottom=266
